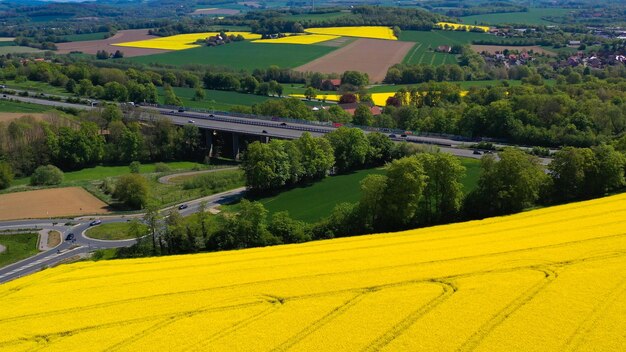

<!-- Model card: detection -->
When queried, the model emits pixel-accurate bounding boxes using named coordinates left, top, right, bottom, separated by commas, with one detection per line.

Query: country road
left=0, top=187, right=246, bottom=284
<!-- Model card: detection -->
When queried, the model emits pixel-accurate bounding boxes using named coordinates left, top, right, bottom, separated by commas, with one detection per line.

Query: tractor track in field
left=456, top=267, right=558, bottom=352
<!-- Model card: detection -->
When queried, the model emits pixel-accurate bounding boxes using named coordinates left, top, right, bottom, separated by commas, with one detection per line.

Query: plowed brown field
left=56, top=29, right=170, bottom=57
left=0, top=187, right=109, bottom=220
left=295, top=38, right=414, bottom=83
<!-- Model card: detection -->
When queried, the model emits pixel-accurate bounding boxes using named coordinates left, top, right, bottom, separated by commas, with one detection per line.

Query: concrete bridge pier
left=232, top=133, right=240, bottom=160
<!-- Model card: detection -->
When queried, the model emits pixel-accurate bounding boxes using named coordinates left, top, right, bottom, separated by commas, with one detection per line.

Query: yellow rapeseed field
left=1, top=193, right=626, bottom=351
left=305, top=26, right=397, bottom=40
left=113, top=32, right=262, bottom=50
left=252, top=34, right=340, bottom=45
left=290, top=91, right=469, bottom=106
left=436, top=22, right=490, bottom=32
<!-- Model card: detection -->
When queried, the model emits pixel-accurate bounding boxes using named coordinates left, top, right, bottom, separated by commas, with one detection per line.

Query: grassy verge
left=47, top=230, right=61, bottom=248
left=0, top=100, right=52, bottom=113
left=85, top=222, right=148, bottom=240
left=0, top=233, right=39, bottom=268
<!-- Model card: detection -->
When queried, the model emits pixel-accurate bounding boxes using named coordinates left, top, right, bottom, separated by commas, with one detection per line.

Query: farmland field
left=399, top=30, right=494, bottom=66
left=281, top=11, right=352, bottom=22
left=471, top=45, right=556, bottom=56
left=0, top=187, right=109, bottom=220
left=56, top=29, right=168, bottom=57
left=114, top=32, right=261, bottom=50
left=253, top=34, right=340, bottom=45
left=156, top=86, right=278, bottom=111
left=61, top=32, right=109, bottom=42
left=130, top=41, right=337, bottom=70
left=2, top=192, right=626, bottom=350
left=0, top=46, right=43, bottom=55
left=305, top=26, right=397, bottom=40
left=460, top=7, right=573, bottom=25
left=295, top=38, right=413, bottom=83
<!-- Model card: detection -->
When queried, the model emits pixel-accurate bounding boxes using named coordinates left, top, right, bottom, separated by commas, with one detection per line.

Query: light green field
left=281, top=12, right=353, bottom=22
left=2, top=80, right=71, bottom=96
left=460, top=8, right=573, bottom=25
left=0, top=100, right=51, bottom=113
left=0, top=233, right=39, bottom=268
left=129, top=41, right=337, bottom=71
left=61, top=32, right=109, bottom=42
left=157, top=87, right=275, bottom=111
left=0, top=46, right=43, bottom=55
left=399, top=30, right=494, bottom=66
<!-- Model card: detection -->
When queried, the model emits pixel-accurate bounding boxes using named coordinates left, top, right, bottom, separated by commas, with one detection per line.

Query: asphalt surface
left=0, top=187, right=246, bottom=284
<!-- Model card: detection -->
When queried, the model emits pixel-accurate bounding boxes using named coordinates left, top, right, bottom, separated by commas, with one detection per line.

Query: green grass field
left=61, top=32, right=109, bottom=42
left=0, top=100, right=51, bottom=113
left=241, top=157, right=481, bottom=223
left=85, top=222, right=148, bottom=240
left=460, top=8, right=572, bottom=25
left=129, top=41, right=337, bottom=71
left=158, top=87, right=276, bottom=111
left=399, top=30, right=495, bottom=66
left=0, top=46, right=43, bottom=55
left=0, top=233, right=39, bottom=268
left=0, top=41, right=15, bottom=47
left=11, top=161, right=207, bottom=187
left=2, top=80, right=71, bottom=96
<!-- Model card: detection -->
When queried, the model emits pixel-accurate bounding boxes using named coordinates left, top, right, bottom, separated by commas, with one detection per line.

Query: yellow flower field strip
left=436, top=22, right=490, bottom=32
left=113, top=32, right=262, bottom=50
left=290, top=90, right=469, bottom=106
left=252, top=34, right=340, bottom=45
left=1, top=193, right=626, bottom=350
left=305, top=26, right=397, bottom=40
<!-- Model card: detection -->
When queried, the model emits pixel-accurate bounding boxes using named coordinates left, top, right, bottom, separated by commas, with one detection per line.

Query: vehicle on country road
left=89, top=220, right=102, bottom=226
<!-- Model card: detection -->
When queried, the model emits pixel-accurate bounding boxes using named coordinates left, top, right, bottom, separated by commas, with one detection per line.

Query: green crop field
left=399, top=30, right=494, bottom=66
left=0, top=100, right=51, bottom=113
left=241, top=157, right=480, bottom=223
left=129, top=41, right=337, bottom=71
left=0, top=41, right=15, bottom=47
left=460, top=8, right=572, bottom=25
left=0, top=46, right=43, bottom=55
left=61, top=32, right=109, bottom=42
left=0, top=233, right=39, bottom=268
left=3, top=80, right=71, bottom=96
left=157, top=87, right=276, bottom=111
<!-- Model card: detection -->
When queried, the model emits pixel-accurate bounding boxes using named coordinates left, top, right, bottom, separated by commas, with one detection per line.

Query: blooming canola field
left=2, top=193, right=626, bottom=351
left=305, top=26, right=397, bottom=40
left=253, top=34, right=340, bottom=45
left=113, top=32, right=262, bottom=50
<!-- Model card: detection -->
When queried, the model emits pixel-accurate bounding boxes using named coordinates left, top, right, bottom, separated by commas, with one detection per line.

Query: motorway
left=0, top=187, right=245, bottom=284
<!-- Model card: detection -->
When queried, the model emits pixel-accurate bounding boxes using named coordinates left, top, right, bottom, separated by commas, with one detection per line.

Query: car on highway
left=473, top=150, right=482, bottom=155
left=178, top=204, right=188, bottom=210
left=178, top=108, right=185, bottom=112
left=188, top=119, right=195, bottom=124
left=262, top=130, right=268, bottom=134
left=400, top=134, right=407, bottom=138
left=65, top=233, right=75, bottom=241
left=389, top=134, right=396, bottom=138
left=280, top=122, right=287, bottom=126
left=89, top=220, right=102, bottom=226
left=209, top=114, right=215, bottom=117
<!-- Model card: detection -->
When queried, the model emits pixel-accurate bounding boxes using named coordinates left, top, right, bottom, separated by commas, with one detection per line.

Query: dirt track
left=0, top=187, right=110, bottom=220
left=295, top=38, right=414, bottom=83
left=56, top=29, right=170, bottom=57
